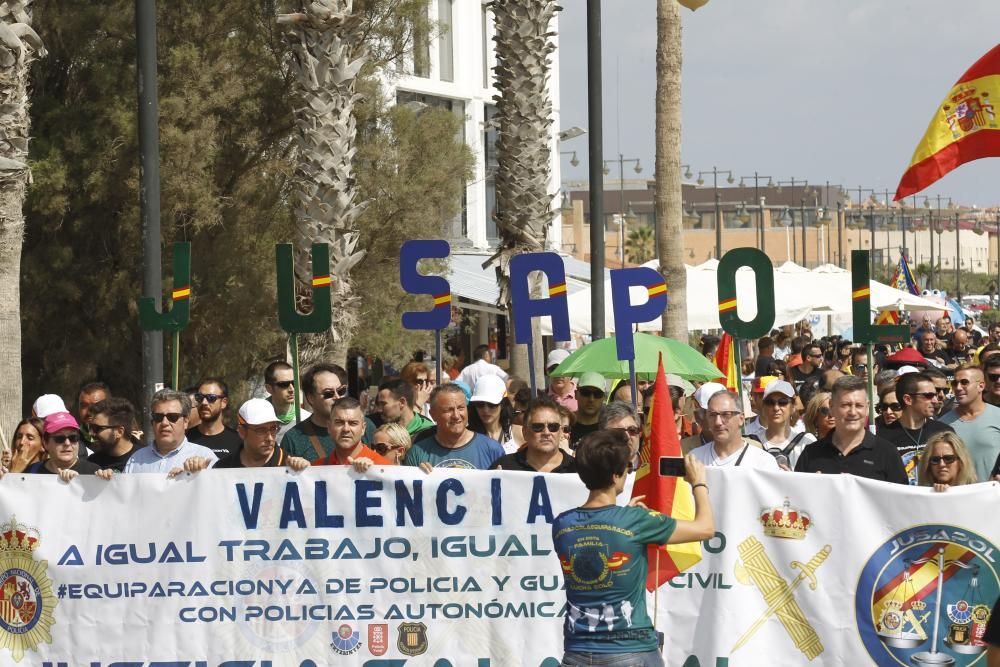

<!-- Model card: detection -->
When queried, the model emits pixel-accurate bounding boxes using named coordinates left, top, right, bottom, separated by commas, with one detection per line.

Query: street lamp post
left=697, top=167, right=735, bottom=259
left=605, top=154, right=642, bottom=266
left=777, top=178, right=809, bottom=265
left=847, top=186, right=876, bottom=273
left=836, top=201, right=844, bottom=267
left=955, top=212, right=961, bottom=301
left=740, top=172, right=773, bottom=253
left=923, top=195, right=952, bottom=290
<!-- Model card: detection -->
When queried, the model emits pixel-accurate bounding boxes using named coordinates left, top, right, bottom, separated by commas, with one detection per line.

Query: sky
left=557, top=0, right=1000, bottom=207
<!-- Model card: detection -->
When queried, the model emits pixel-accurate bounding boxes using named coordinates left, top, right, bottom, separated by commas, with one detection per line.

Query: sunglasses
left=529, top=422, right=562, bottom=433
left=613, top=426, right=642, bottom=437
left=763, top=398, right=791, bottom=407
left=194, top=393, right=224, bottom=404
left=877, top=402, right=902, bottom=413
left=929, top=455, right=958, bottom=465
left=88, top=423, right=116, bottom=433
left=578, top=387, right=605, bottom=399
left=989, top=373, right=1000, bottom=383
left=951, top=378, right=972, bottom=387
left=908, top=391, right=937, bottom=400
left=321, top=386, right=349, bottom=400
left=852, top=364, right=868, bottom=372
left=373, top=443, right=405, bottom=455
left=270, top=380, right=294, bottom=389
left=413, top=378, right=432, bottom=387
left=151, top=412, right=184, bottom=424
left=246, top=424, right=280, bottom=437
left=47, top=433, right=80, bottom=444
left=817, top=406, right=831, bottom=416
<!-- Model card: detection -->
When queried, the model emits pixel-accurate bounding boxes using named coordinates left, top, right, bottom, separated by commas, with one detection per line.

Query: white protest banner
left=0, top=467, right=996, bottom=666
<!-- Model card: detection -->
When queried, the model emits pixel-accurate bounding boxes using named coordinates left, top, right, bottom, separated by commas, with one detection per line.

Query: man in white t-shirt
left=691, top=390, right=779, bottom=470
left=457, top=344, right=508, bottom=390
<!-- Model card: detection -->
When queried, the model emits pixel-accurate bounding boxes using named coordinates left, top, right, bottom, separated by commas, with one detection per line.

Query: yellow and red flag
left=631, top=354, right=701, bottom=591
left=713, top=333, right=740, bottom=391
left=895, top=43, right=1000, bottom=200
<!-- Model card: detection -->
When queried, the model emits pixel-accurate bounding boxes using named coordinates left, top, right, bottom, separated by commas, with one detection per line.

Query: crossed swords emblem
left=732, top=537, right=832, bottom=661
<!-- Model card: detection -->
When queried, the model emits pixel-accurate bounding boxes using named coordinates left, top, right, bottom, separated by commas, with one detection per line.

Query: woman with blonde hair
left=917, top=431, right=978, bottom=492
left=803, top=391, right=835, bottom=439
left=371, top=422, right=412, bottom=465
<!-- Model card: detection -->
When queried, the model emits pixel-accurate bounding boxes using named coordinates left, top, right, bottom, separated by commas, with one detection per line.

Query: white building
left=384, top=0, right=563, bottom=251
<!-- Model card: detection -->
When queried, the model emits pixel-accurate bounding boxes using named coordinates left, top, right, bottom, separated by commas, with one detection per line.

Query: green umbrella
left=549, top=333, right=725, bottom=382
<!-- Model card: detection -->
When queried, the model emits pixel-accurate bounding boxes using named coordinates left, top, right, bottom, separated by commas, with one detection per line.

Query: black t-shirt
left=569, top=421, right=600, bottom=449
left=876, top=419, right=954, bottom=485
left=985, top=596, right=1000, bottom=647
left=28, top=458, right=100, bottom=475
left=794, top=431, right=908, bottom=484
left=213, top=445, right=286, bottom=469
left=88, top=444, right=143, bottom=473
left=185, top=425, right=242, bottom=458
left=940, top=347, right=972, bottom=367
left=754, top=354, right=774, bottom=378
left=790, top=364, right=822, bottom=387
left=489, top=449, right=577, bottom=473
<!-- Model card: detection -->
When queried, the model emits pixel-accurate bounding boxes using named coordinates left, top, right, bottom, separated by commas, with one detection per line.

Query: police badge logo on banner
left=0, top=516, right=58, bottom=663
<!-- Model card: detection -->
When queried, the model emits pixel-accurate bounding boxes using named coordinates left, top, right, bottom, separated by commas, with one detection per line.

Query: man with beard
left=86, top=398, right=142, bottom=472
left=214, top=399, right=311, bottom=470
left=185, top=377, right=241, bottom=458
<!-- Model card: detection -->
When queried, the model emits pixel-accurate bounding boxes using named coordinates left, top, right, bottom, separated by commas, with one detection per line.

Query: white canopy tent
left=542, top=260, right=945, bottom=336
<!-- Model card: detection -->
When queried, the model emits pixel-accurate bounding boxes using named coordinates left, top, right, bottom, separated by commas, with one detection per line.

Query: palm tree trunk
left=278, top=1, right=368, bottom=365
left=490, top=0, right=558, bottom=388
left=0, top=1, right=44, bottom=444
left=656, top=0, right=687, bottom=341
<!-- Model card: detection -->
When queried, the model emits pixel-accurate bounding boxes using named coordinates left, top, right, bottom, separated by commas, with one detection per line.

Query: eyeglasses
left=529, top=422, right=562, bottom=433
left=151, top=412, right=184, bottom=424
left=194, top=393, right=224, bottom=404
left=246, top=424, right=280, bottom=437
left=929, top=455, right=958, bottom=465
left=373, top=443, right=405, bottom=455
left=707, top=411, right=741, bottom=421
left=321, top=386, right=349, bottom=400
left=578, top=387, right=605, bottom=399
left=47, top=433, right=80, bottom=444
left=951, top=378, right=972, bottom=387
left=877, top=402, right=902, bottom=413
left=270, top=380, right=294, bottom=389
left=613, top=426, right=642, bottom=437
left=763, top=398, right=791, bottom=407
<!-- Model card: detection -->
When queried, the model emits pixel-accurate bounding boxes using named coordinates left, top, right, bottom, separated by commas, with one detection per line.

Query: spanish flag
left=631, top=354, right=701, bottom=591
left=895, top=43, right=1000, bottom=200
left=713, top=333, right=740, bottom=392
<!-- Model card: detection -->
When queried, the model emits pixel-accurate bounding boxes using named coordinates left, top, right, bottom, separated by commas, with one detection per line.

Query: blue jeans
left=561, top=650, right=665, bottom=667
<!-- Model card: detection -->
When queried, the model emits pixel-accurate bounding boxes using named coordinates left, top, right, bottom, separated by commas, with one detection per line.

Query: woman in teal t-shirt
left=552, top=429, right=714, bottom=667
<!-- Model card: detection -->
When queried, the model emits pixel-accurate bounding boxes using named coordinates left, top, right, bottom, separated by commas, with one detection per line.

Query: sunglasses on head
left=763, top=397, right=791, bottom=407
left=194, top=393, right=224, bottom=404
left=529, top=422, right=562, bottom=433
left=929, top=454, right=958, bottom=465
left=47, top=433, right=80, bottom=444
left=270, top=380, right=294, bottom=389
left=151, top=412, right=184, bottom=424
left=578, top=387, right=605, bottom=399
left=321, top=386, right=349, bottom=400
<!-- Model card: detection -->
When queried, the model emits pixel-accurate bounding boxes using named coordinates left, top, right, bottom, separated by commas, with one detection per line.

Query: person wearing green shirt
left=375, top=379, right=435, bottom=441
left=552, top=429, right=714, bottom=666
left=282, top=363, right=374, bottom=460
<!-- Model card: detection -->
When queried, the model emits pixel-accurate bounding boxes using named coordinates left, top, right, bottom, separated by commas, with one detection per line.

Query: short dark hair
left=79, top=381, right=109, bottom=397
left=982, top=353, right=1000, bottom=371
left=88, top=397, right=136, bottom=430
left=575, top=429, right=631, bottom=490
left=757, top=336, right=774, bottom=352
left=472, top=344, right=491, bottom=361
left=378, top=378, right=414, bottom=408
left=524, top=396, right=562, bottom=425
left=896, top=371, right=933, bottom=398
left=196, top=376, right=229, bottom=397
left=331, top=396, right=362, bottom=414
left=831, top=375, right=867, bottom=400
left=790, top=337, right=805, bottom=354
left=302, top=363, right=348, bottom=396
left=264, top=360, right=293, bottom=385
left=922, top=366, right=947, bottom=381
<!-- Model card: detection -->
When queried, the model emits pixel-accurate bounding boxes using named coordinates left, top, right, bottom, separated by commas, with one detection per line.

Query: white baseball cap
left=238, top=398, right=280, bottom=425
left=896, top=365, right=920, bottom=377
left=546, top=348, right=571, bottom=370
left=762, top=380, right=795, bottom=400
left=33, top=394, right=67, bottom=419
left=470, top=375, right=507, bottom=404
left=693, top=382, right=727, bottom=410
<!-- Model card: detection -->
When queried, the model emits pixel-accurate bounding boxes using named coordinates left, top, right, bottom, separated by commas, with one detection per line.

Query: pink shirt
left=547, top=387, right=577, bottom=412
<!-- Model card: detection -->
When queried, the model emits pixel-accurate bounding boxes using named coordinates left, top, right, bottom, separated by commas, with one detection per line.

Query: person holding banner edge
left=553, top=429, right=713, bottom=666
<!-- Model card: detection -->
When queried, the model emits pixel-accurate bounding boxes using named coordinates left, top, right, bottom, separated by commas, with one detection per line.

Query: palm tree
left=655, top=0, right=687, bottom=340
left=278, top=0, right=368, bottom=364
left=626, top=225, right=655, bottom=264
left=0, top=1, right=44, bottom=443
left=490, top=0, right=559, bottom=386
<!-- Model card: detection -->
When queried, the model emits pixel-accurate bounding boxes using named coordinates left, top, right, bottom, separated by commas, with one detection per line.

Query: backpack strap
left=301, top=419, right=327, bottom=460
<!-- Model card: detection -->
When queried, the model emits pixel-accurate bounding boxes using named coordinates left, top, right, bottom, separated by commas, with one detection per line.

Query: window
left=438, top=0, right=454, bottom=82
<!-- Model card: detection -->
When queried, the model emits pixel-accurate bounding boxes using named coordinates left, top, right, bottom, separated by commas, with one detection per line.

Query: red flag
left=895, top=44, right=1000, bottom=199
left=631, top=353, right=702, bottom=591
left=713, top=333, right=740, bottom=392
